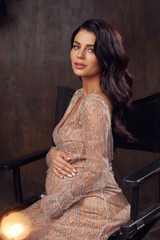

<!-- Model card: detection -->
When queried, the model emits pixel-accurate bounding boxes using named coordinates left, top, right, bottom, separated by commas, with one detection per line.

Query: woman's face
left=70, top=29, right=102, bottom=80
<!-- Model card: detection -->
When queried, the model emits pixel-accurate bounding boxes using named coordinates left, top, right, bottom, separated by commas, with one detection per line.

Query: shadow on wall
left=0, top=0, right=7, bottom=16
left=142, top=0, right=160, bottom=40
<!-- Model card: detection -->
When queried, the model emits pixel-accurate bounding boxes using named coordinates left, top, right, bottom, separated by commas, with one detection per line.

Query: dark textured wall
left=0, top=0, right=160, bottom=211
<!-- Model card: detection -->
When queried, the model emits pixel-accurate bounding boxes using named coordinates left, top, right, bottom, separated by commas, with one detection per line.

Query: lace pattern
left=19, top=89, right=130, bottom=240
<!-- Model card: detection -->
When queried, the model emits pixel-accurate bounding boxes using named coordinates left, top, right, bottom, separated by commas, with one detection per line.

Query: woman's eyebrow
left=73, top=41, right=80, bottom=45
left=73, top=41, right=94, bottom=47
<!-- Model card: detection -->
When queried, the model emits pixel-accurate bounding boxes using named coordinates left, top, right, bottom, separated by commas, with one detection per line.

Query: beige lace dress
left=22, top=88, right=130, bottom=240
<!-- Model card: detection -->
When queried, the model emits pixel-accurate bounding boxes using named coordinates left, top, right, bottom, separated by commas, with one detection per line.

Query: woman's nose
left=77, top=49, right=85, bottom=59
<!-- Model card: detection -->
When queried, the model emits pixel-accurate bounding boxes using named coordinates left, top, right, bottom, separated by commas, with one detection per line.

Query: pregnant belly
left=45, top=157, right=87, bottom=195
left=45, top=168, right=75, bottom=196
left=45, top=168, right=61, bottom=195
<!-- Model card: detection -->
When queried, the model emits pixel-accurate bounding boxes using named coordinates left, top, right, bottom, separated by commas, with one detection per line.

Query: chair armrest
left=0, top=148, right=50, bottom=171
left=124, top=159, right=160, bottom=187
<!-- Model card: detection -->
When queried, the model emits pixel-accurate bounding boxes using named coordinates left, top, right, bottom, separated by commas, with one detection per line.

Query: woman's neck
left=82, top=78, right=101, bottom=96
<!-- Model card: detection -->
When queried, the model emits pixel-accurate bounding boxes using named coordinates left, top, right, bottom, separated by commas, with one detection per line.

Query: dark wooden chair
left=0, top=86, right=160, bottom=240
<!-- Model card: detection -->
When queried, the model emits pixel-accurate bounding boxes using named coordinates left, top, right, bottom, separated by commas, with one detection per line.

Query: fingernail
left=60, top=175, right=64, bottom=179
left=67, top=157, right=71, bottom=160
left=73, top=169, right=77, bottom=173
left=72, top=172, right=76, bottom=176
left=68, top=174, right=73, bottom=178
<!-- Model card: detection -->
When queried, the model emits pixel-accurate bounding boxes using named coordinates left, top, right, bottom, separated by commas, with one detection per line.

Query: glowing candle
left=0, top=212, right=31, bottom=240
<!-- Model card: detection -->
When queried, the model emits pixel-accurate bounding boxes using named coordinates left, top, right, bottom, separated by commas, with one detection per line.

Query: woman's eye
left=88, top=48, right=94, bottom=53
left=73, top=45, right=79, bottom=50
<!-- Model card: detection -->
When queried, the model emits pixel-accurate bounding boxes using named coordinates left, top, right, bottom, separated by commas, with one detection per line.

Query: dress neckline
left=56, top=88, right=112, bottom=134
left=56, top=90, right=83, bottom=134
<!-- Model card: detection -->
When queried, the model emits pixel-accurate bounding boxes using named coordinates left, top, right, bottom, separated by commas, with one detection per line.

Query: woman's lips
left=74, top=62, right=87, bottom=69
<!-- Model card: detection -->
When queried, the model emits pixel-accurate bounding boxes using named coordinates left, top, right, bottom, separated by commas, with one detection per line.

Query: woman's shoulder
left=74, top=88, right=83, bottom=96
left=70, top=88, right=83, bottom=100
left=68, top=88, right=83, bottom=103
left=82, top=92, right=113, bottom=117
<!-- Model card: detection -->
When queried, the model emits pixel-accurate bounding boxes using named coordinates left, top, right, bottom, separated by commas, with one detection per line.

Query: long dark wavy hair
left=71, top=19, right=134, bottom=141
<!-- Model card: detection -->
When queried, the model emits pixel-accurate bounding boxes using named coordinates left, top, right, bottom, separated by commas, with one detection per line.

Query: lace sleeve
left=46, top=146, right=59, bottom=167
left=42, top=97, right=111, bottom=218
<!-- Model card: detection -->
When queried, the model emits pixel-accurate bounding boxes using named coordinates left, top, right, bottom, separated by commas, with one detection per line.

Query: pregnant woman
left=9, top=19, right=134, bottom=240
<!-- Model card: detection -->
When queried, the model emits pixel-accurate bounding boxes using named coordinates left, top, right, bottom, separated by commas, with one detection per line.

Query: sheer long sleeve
left=42, top=96, right=113, bottom=218
left=46, top=146, right=59, bottom=167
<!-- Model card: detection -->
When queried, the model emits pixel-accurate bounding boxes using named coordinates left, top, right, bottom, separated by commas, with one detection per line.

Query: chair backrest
left=114, top=92, right=160, bottom=152
left=54, top=86, right=76, bottom=127
left=54, top=86, right=160, bottom=153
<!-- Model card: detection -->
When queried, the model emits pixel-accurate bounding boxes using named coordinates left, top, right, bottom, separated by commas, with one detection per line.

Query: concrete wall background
left=0, top=0, right=160, bottom=211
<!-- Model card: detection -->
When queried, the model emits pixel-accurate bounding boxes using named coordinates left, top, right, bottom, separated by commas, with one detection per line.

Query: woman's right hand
left=49, top=149, right=77, bottom=179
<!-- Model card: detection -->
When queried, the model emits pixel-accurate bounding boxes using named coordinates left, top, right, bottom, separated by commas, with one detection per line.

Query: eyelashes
left=73, top=45, right=80, bottom=50
left=88, top=48, right=94, bottom=53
